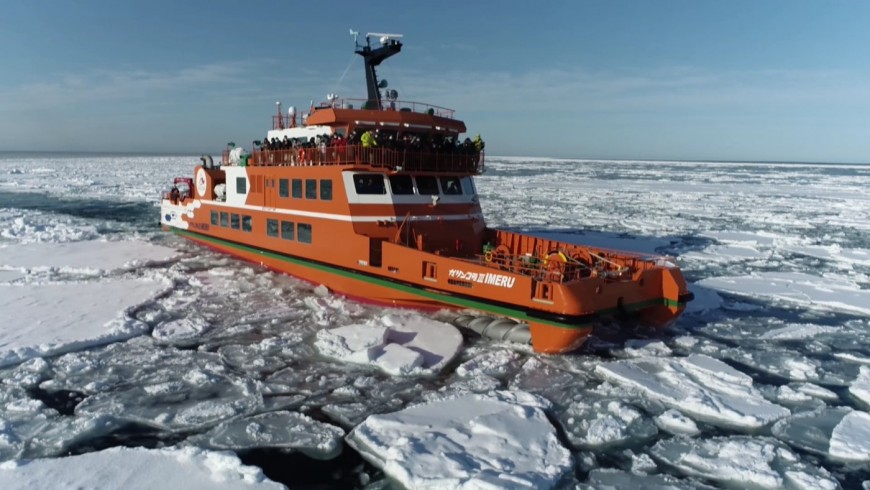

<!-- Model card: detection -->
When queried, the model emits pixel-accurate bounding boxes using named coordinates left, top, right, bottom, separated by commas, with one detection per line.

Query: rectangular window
left=320, top=179, right=332, bottom=200
left=298, top=223, right=312, bottom=244
left=220, top=212, right=229, bottom=227
left=415, top=175, right=439, bottom=195
left=353, top=174, right=386, bottom=194
left=279, top=179, right=289, bottom=198
left=242, top=215, right=252, bottom=232
left=389, top=175, right=414, bottom=195
left=236, top=177, right=247, bottom=194
left=266, top=219, right=279, bottom=237
left=210, top=211, right=218, bottom=225
left=281, top=221, right=295, bottom=240
left=231, top=213, right=240, bottom=229
left=291, top=179, right=302, bottom=198
left=439, top=176, right=462, bottom=195
left=305, top=179, right=317, bottom=199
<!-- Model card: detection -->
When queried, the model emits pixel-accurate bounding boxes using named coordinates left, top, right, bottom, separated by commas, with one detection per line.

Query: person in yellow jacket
left=473, top=134, right=485, bottom=152
left=361, top=130, right=377, bottom=148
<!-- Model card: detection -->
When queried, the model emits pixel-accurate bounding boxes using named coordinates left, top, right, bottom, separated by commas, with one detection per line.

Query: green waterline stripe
left=173, top=228, right=682, bottom=331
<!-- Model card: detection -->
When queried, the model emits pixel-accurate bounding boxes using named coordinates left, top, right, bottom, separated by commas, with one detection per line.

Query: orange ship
left=160, top=32, right=692, bottom=354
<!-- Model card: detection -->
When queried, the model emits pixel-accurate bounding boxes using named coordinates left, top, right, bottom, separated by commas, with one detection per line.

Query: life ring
left=484, top=250, right=493, bottom=262
left=542, top=251, right=568, bottom=267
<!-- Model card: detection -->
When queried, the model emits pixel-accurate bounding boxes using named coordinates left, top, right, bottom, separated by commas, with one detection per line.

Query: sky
left=2, top=0, right=869, bottom=163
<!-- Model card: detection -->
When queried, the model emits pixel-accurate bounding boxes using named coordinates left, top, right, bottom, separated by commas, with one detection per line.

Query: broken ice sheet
left=651, top=436, right=839, bottom=489
left=559, top=396, right=657, bottom=449
left=595, top=354, right=790, bottom=430
left=187, top=411, right=345, bottom=460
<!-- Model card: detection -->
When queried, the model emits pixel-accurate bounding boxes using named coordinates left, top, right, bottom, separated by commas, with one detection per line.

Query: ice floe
left=0, top=278, right=169, bottom=367
left=850, top=366, right=870, bottom=408
left=314, top=313, right=462, bottom=375
left=595, top=354, right=790, bottom=430
left=346, top=391, right=573, bottom=489
left=651, top=436, right=839, bottom=489
left=187, top=411, right=344, bottom=460
left=0, top=446, right=284, bottom=489
left=698, top=272, right=870, bottom=316
left=0, top=240, right=177, bottom=272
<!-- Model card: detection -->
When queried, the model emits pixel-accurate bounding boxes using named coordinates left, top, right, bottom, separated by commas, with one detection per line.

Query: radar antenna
left=352, top=31, right=403, bottom=110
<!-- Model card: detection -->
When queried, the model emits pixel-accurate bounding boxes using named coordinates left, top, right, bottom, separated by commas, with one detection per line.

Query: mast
left=353, top=32, right=403, bottom=110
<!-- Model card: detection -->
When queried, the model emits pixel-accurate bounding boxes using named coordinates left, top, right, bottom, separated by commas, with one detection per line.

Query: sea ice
left=0, top=240, right=177, bottom=272
left=698, top=271, right=870, bottom=316
left=0, top=446, right=285, bottom=489
left=654, top=409, right=701, bottom=436
left=595, top=354, right=790, bottom=430
left=850, top=366, right=870, bottom=408
left=0, top=278, right=168, bottom=367
left=560, top=397, right=658, bottom=449
left=829, top=410, right=870, bottom=462
left=187, top=411, right=345, bottom=460
left=772, top=407, right=850, bottom=458
left=346, top=391, right=573, bottom=489
left=651, top=436, right=839, bottom=489
left=314, top=313, right=462, bottom=375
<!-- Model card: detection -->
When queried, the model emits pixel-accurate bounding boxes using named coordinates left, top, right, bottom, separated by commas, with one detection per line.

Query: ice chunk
left=850, top=366, right=870, bottom=408
left=595, top=355, right=789, bottom=429
left=0, top=278, right=168, bottom=368
left=561, top=398, right=657, bottom=449
left=829, top=411, right=870, bottom=462
left=654, top=409, right=700, bottom=436
left=152, top=316, right=211, bottom=346
left=0, top=446, right=284, bottom=489
left=699, top=272, right=870, bottom=316
left=456, top=349, right=523, bottom=379
left=0, top=240, right=178, bottom=271
left=772, top=407, right=850, bottom=458
left=651, top=436, right=839, bottom=489
left=188, top=411, right=345, bottom=460
left=314, top=313, right=462, bottom=375
left=346, top=391, right=572, bottom=489
left=581, top=468, right=712, bottom=489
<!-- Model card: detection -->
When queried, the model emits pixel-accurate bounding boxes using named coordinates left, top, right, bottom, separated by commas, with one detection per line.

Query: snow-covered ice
left=315, top=313, right=463, bottom=375
left=0, top=278, right=168, bottom=367
left=595, top=354, right=790, bottom=429
left=3, top=154, right=870, bottom=487
left=0, top=446, right=284, bottom=490
left=347, top=391, right=573, bottom=489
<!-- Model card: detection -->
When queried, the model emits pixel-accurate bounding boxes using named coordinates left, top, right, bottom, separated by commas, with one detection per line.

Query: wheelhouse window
left=298, top=223, right=312, bottom=244
left=439, top=176, right=462, bottom=195
left=305, top=179, right=317, bottom=199
left=320, top=179, right=332, bottom=200
left=389, top=175, right=414, bottom=195
left=353, top=174, right=386, bottom=194
left=415, top=175, right=439, bottom=195
left=281, top=221, right=295, bottom=240
left=266, top=219, right=279, bottom=237
left=292, top=179, right=302, bottom=198
left=279, top=179, right=289, bottom=198
left=236, top=177, right=246, bottom=194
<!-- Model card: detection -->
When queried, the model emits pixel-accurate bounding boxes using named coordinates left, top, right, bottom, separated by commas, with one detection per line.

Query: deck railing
left=272, top=98, right=456, bottom=128
left=222, top=145, right=484, bottom=174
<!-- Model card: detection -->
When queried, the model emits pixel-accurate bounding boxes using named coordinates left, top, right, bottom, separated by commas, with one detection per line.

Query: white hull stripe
left=177, top=199, right=483, bottom=223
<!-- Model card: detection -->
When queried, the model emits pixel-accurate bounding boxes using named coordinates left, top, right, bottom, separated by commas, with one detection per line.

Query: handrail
left=223, top=145, right=484, bottom=174
left=475, top=249, right=636, bottom=285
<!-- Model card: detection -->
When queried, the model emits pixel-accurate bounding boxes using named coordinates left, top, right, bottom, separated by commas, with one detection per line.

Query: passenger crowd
left=258, top=129, right=484, bottom=155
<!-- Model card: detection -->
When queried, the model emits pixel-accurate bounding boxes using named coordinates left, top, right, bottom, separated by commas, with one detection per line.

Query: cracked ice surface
left=347, top=391, right=573, bottom=489
left=595, top=354, right=790, bottom=429
left=651, top=436, right=840, bottom=489
left=0, top=446, right=285, bottom=490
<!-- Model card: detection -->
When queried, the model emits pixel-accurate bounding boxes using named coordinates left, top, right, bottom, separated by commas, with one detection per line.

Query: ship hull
left=169, top=227, right=688, bottom=353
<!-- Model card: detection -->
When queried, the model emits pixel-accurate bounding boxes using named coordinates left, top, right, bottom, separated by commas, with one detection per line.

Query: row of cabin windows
left=210, top=211, right=253, bottom=232
left=237, top=177, right=332, bottom=201
left=266, top=219, right=312, bottom=244
left=278, top=178, right=333, bottom=200
left=353, top=174, right=473, bottom=196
